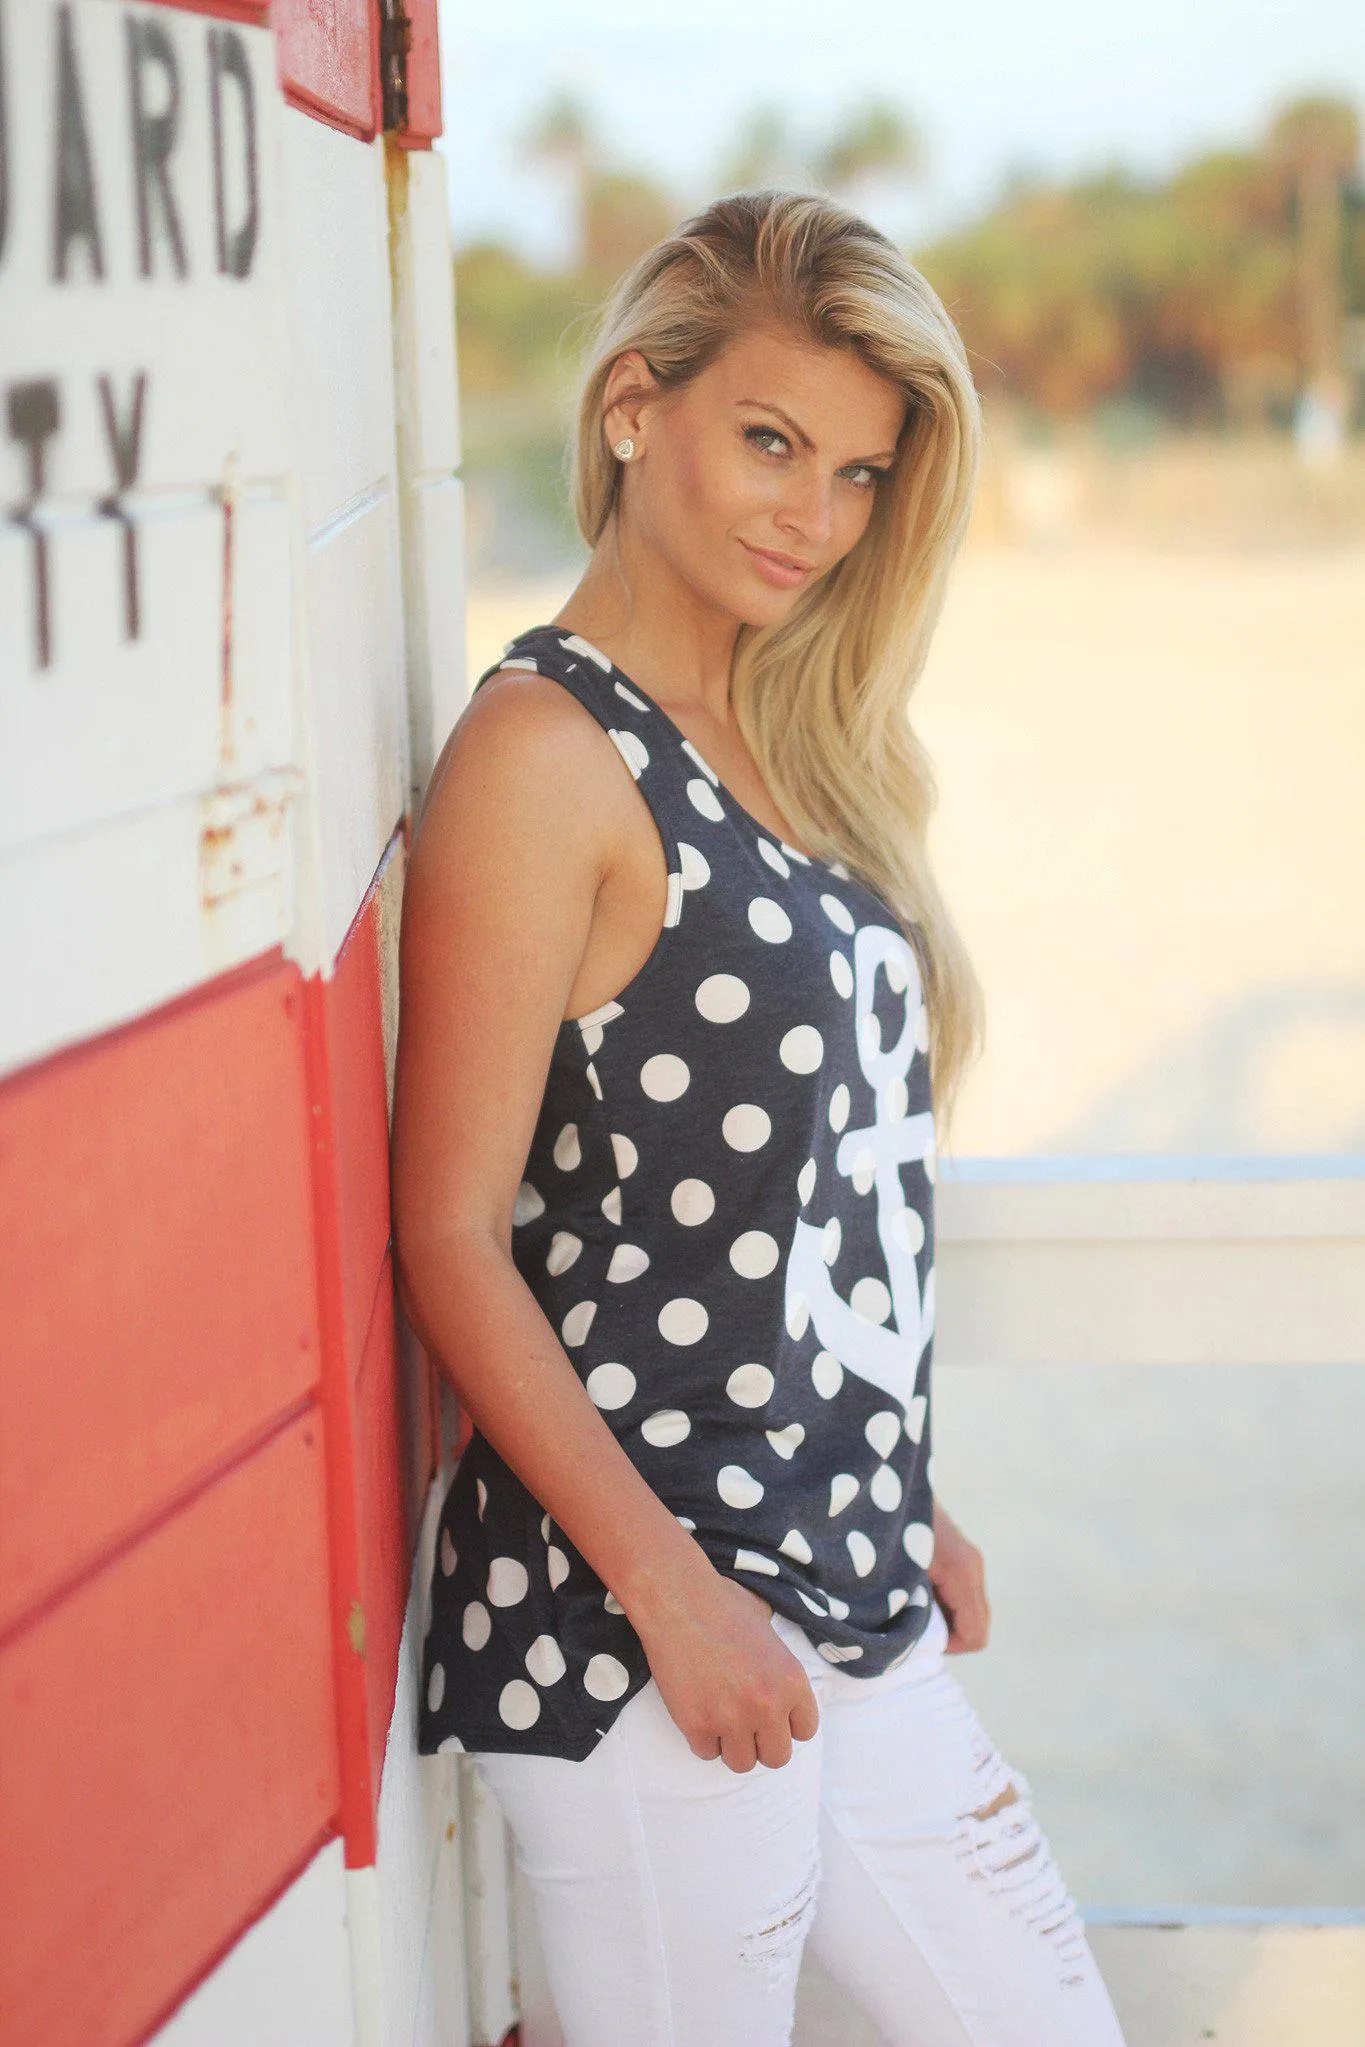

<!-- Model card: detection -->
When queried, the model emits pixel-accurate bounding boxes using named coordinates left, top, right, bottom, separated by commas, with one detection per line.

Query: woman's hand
left=626, top=1555, right=821, bottom=1774
left=928, top=1499, right=991, bottom=1653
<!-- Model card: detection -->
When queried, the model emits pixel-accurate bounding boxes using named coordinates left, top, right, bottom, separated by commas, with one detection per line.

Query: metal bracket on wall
left=378, top=0, right=414, bottom=135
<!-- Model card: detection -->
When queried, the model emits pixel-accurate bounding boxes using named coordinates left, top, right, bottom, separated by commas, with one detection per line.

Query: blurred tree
left=580, top=169, right=682, bottom=291
left=815, top=98, right=925, bottom=190
left=1267, top=96, right=1360, bottom=409
left=716, top=106, right=811, bottom=194
left=520, top=87, right=597, bottom=269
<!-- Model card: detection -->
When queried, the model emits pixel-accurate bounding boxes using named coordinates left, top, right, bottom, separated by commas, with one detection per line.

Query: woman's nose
left=778, top=472, right=835, bottom=548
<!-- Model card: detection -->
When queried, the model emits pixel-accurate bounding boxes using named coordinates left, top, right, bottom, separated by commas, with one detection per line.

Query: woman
left=390, top=190, right=1128, bottom=2047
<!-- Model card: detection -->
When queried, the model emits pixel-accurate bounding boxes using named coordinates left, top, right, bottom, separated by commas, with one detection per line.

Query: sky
left=433, top=0, right=1365, bottom=264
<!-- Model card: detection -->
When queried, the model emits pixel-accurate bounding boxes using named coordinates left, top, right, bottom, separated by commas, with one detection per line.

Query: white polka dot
left=601, top=1185, right=623, bottom=1224
left=786, top=1293, right=810, bottom=1340
left=475, top=1478, right=487, bottom=1519
left=559, top=631, right=612, bottom=669
left=904, top=1394, right=928, bottom=1443
left=820, top=893, right=855, bottom=933
left=826, top=1593, right=850, bottom=1619
left=902, top=1521, right=936, bottom=1568
left=681, top=738, right=719, bottom=783
left=818, top=1640, right=864, bottom=1663
left=585, top=1060, right=603, bottom=1101
left=828, top=1085, right=850, bottom=1132
left=730, top=1230, right=779, bottom=1278
left=779, top=1528, right=813, bottom=1564
left=641, top=1408, right=691, bottom=1447
left=659, top=1296, right=708, bottom=1344
left=547, top=1230, right=583, bottom=1275
left=696, top=973, right=750, bottom=1022
left=604, top=1590, right=625, bottom=1614
left=916, top=1003, right=931, bottom=1054
left=734, top=1548, right=780, bottom=1576
left=910, top=1584, right=930, bottom=1606
left=526, top=1634, right=567, bottom=1685
left=766, top=1422, right=805, bottom=1458
left=607, top=1242, right=650, bottom=1282
left=561, top=1300, right=596, bottom=1346
left=664, top=872, right=684, bottom=926
left=779, top=1025, right=824, bottom=1073
left=888, top=1587, right=911, bottom=1616
left=797, top=1588, right=828, bottom=1614
left=641, top=1052, right=690, bottom=1101
left=514, top=1181, right=545, bottom=1225
left=797, top=1157, right=817, bottom=1203
left=671, top=1178, right=715, bottom=1225
left=437, top=1733, right=465, bottom=1753
left=870, top=1463, right=903, bottom=1511
left=488, top=1556, right=530, bottom=1607
left=717, top=1464, right=764, bottom=1508
left=439, top=1528, right=458, bottom=1576
left=687, top=777, right=726, bottom=822
left=865, top=1411, right=902, bottom=1459
left=851, top=1277, right=892, bottom=1323
left=614, top=678, right=650, bottom=710
left=547, top=1544, right=570, bottom=1589
left=723, top=1103, right=771, bottom=1151
left=757, top=839, right=791, bottom=877
left=676, top=1514, right=697, bottom=1530
left=821, top=1216, right=841, bottom=1264
left=611, top=1132, right=638, bottom=1178
left=679, top=842, right=711, bottom=889
left=586, top=1361, right=636, bottom=1409
left=860, top=1013, right=882, bottom=1060
left=811, top=1351, right=844, bottom=1398
left=499, top=1678, right=541, bottom=1729
left=553, top=1123, right=581, bottom=1171
left=828, top=1473, right=860, bottom=1516
left=608, top=728, right=649, bottom=776
left=884, top=946, right=910, bottom=993
left=727, top=1362, right=774, bottom=1406
left=829, top=952, right=854, bottom=998
left=584, top=1653, right=631, bottom=1700
left=748, top=897, right=792, bottom=943
left=894, top=1206, right=926, bottom=1253
left=886, top=1076, right=909, bottom=1119
left=427, top=1661, right=445, bottom=1711
left=463, top=1601, right=492, bottom=1650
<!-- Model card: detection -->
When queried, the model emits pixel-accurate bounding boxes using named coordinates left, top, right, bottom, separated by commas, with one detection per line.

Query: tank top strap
left=475, top=623, right=712, bottom=924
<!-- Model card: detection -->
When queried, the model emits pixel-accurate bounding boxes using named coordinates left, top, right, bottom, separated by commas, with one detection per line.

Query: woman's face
left=602, top=320, right=909, bottom=628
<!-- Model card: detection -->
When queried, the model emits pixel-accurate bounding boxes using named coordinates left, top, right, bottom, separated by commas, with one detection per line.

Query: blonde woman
left=391, top=190, right=1128, bottom=2047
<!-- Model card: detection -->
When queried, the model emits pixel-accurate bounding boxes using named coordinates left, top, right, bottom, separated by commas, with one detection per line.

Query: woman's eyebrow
left=737, top=399, right=898, bottom=465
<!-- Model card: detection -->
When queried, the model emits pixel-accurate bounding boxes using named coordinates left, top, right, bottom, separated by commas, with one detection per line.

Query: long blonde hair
left=567, top=188, right=986, bottom=1144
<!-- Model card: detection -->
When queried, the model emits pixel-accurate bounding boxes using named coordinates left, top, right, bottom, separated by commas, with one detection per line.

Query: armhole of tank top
left=473, top=644, right=689, bottom=1040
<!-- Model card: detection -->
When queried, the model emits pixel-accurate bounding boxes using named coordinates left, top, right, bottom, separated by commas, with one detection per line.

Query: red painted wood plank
left=326, top=896, right=396, bottom=1381
left=0, top=957, right=320, bottom=1637
left=396, top=0, right=443, bottom=147
left=0, top=1413, right=339, bottom=2047
left=274, top=0, right=379, bottom=141
left=355, top=1253, right=409, bottom=1791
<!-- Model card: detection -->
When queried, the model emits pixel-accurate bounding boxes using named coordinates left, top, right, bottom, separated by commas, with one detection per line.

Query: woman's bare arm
left=390, top=673, right=820, bottom=1769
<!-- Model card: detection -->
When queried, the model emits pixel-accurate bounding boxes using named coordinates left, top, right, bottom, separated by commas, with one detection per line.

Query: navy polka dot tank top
left=418, top=624, right=939, bottom=1761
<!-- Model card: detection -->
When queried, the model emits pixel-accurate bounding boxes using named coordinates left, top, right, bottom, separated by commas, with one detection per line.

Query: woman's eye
left=844, top=464, right=884, bottom=490
left=743, top=425, right=789, bottom=458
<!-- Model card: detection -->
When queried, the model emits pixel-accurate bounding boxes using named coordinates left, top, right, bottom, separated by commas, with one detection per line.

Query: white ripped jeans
left=470, top=1597, right=1130, bottom=2047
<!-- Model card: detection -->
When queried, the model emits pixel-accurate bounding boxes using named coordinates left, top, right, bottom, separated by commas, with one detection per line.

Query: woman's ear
left=601, top=349, right=660, bottom=460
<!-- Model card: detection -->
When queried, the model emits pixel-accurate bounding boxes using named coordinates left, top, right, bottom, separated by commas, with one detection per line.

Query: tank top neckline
left=508, top=622, right=839, bottom=877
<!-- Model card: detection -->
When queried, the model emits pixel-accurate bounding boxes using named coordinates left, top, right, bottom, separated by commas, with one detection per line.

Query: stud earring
left=613, top=438, right=635, bottom=461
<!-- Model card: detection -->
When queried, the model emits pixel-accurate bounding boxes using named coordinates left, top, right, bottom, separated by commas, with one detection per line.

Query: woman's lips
left=740, top=540, right=815, bottom=588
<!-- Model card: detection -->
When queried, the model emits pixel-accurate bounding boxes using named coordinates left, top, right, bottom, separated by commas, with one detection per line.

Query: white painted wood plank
left=2, top=2, right=293, bottom=493
left=151, top=1837, right=356, bottom=2047
left=278, top=116, right=398, bottom=537
left=0, top=778, right=298, bottom=1078
left=292, top=495, right=407, bottom=977
left=0, top=494, right=293, bottom=850
left=391, top=149, right=462, bottom=478
left=402, top=477, right=469, bottom=810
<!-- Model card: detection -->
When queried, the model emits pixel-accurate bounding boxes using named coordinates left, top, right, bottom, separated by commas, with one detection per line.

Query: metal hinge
left=378, top=0, right=413, bottom=135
